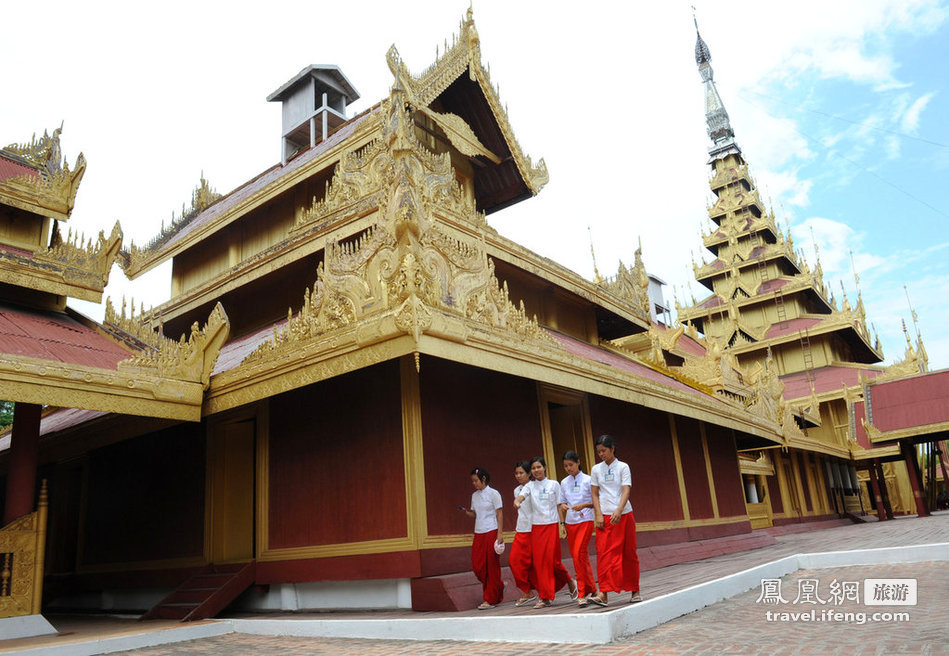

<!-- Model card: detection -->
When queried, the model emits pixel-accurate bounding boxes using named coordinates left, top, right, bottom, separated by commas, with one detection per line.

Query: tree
left=0, top=400, right=13, bottom=428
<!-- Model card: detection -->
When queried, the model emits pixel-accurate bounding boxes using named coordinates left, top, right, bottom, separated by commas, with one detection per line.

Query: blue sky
left=2, top=1, right=947, bottom=369
left=703, top=2, right=949, bottom=369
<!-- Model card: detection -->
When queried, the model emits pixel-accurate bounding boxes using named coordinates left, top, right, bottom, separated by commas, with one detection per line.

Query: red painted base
left=411, top=521, right=769, bottom=611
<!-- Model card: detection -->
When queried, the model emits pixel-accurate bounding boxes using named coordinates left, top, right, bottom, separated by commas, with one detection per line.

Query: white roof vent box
left=267, top=65, right=360, bottom=164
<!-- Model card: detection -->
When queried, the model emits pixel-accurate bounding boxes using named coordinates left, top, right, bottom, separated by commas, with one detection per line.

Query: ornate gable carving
left=292, top=104, right=479, bottom=233
left=246, top=87, right=557, bottom=368
left=385, top=8, right=548, bottom=195
left=597, top=245, right=652, bottom=322
left=744, top=352, right=800, bottom=444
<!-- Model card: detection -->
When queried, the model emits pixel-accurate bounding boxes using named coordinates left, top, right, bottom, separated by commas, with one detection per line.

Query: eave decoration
left=246, top=83, right=557, bottom=372
left=384, top=7, right=549, bottom=195
left=108, top=300, right=230, bottom=389
left=2, top=126, right=86, bottom=221
left=0, top=222, right=123, bottom=302
left=120, top=176, right=222, bottom=276
left=676, top=337, right=747, bottom=400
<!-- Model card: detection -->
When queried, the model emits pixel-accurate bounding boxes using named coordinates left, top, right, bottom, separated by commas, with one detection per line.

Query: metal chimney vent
left=267, top=65, right=360, bottom=164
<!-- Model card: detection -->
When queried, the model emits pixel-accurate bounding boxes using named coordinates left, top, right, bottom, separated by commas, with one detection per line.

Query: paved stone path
left=101, top=514, right=949, bottom=655
left=4, top=513, right=947, bottom=654
left=108, top=561, right=949, bottom=654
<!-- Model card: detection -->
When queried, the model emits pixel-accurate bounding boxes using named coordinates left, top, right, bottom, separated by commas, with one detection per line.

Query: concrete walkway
left=3, top=512, right=948, bottom=654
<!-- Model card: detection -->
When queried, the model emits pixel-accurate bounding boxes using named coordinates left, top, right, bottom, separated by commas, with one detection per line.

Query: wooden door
left=207, top=420, right=255, bottom=563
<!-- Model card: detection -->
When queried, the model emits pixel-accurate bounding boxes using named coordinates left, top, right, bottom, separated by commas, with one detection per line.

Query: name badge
left=573, top=485, right=580, bottom=493
left=538, top=492, right=550, bottom=501
left=605, top=471, right=615, bottom=482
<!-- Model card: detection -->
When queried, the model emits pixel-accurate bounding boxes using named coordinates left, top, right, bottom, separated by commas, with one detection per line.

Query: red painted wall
left=268, top=360, right=406, bottom=549
left=869, top=370, right=949, bottom=431
left=419, top=358, right=543, bottom=537
left=703, top=423, right=746, bottom=517
left=673, top=416, right=715, bottom=520
left=81, top=423, right=205, bottom=566
left=588, top=396, right=684, bottom=523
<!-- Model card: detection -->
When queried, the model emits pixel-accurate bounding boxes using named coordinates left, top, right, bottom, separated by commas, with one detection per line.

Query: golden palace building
left=0, top=12, right=943, bottom=623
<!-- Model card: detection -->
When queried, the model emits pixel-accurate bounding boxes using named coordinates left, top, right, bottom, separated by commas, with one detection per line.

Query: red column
left=866, top=460, right=887, bottom=521
left=901, top=441, right=930, bottom=518
left=3, top=402, right=41, bottom=525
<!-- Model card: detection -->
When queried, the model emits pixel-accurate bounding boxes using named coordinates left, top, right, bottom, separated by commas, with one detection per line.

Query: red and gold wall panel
left=268, top=360, right=406, bottom=548
left=419, top=358, right=543, bottom=537
left=703, top=423, right=746, bottom=517
left=81, top=423, right=205, bottom=566
left=588, top=396, right=683, bottom=523
left=673, top=416, right=715, bottom=520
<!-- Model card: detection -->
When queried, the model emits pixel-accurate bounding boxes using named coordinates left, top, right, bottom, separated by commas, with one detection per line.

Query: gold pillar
left=401, top=355, right=428, bottom=547
left=668, top=415, right=691, bottom=521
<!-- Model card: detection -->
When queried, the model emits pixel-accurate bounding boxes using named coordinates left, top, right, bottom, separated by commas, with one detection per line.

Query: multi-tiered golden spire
left=678, top=19, right=881, bottom=379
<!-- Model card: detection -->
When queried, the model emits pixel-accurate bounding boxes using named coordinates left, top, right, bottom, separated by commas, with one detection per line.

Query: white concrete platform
left=230, top=542, right=949, bottom=644
left=0, top=614, right=56, bottom=641
left=8, top=621, right=231, bottom=656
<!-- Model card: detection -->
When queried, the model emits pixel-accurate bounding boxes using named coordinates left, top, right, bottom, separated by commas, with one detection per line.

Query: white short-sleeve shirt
left=590, top=459, right=633, bottom=515
left=560, top=471, right=594, bottom=524
left=471, top=485, right=503, bottom=534
left=520, top=478, right=562, bottom=526
left=513, top=484, right=533, bottom=533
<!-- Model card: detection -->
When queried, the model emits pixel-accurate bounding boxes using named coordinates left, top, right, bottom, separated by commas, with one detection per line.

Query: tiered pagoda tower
left=676, top=24, right=925, bottom=522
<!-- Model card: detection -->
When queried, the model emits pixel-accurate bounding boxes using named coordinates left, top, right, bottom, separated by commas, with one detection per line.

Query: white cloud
left=900, top=92, right=935, bottom=132
left=791, top=217, right=887, bottom=280
left=885, top=135, right=901, bottom=160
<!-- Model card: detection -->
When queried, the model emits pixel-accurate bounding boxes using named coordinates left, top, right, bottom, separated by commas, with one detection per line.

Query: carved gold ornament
left=385, top=8, right=548, bottom=194
left=0, top=481, right=47, bottom=618
left=117, top=302, right=230, bottom=388
left=597, top=245, right=652, bottom=320
left=246, top=86, right=556, bottom=370
left=121, top=176, right=222, bottom=275
left=2, top=126, right=86, bottom=221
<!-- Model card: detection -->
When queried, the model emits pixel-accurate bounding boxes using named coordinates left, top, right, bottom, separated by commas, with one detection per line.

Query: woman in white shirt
left=510, top=461, right=537, bottom=607
left=514, top=456, right=577, bottom=608
left=589, top=435, right=642, bottom=607
left=460, top=466, right=504, bottom=609
left=559, top=450, right=596, bottom=607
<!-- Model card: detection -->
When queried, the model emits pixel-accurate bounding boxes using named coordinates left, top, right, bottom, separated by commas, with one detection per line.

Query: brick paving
left=108, top=562, right=949, bottom=654
left=5, top=513, right=949, bottom=654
